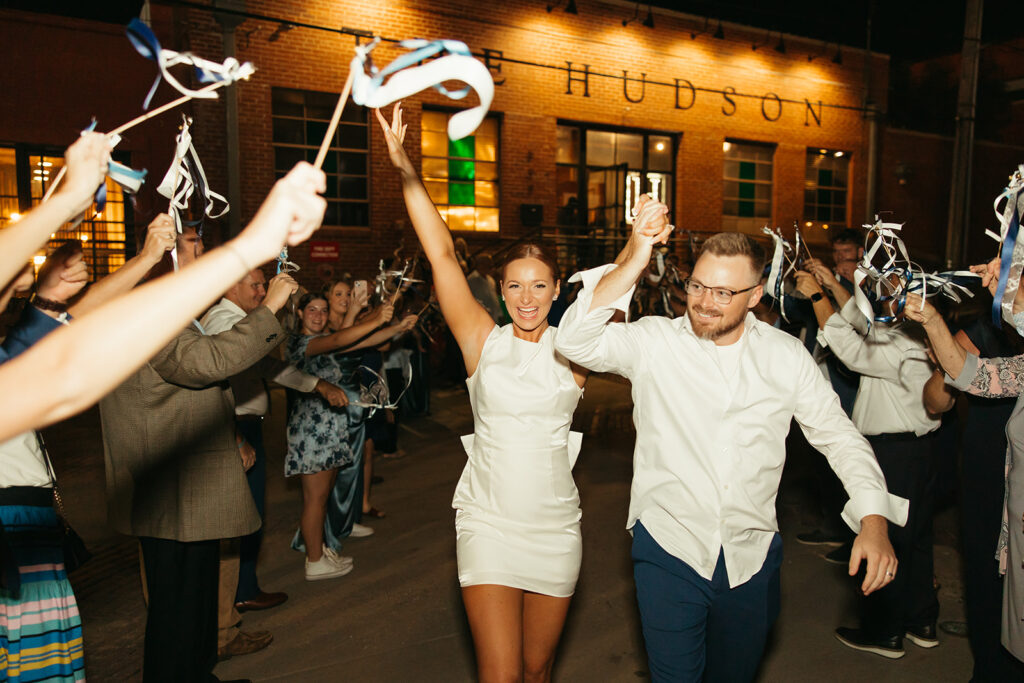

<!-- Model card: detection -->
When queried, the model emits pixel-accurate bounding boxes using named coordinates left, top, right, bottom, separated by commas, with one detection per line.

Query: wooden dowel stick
left=314, top=70, right=355, bottom=170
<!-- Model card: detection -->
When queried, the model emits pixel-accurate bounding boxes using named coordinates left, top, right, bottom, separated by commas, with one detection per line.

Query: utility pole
left=945, top=0, right=984, bottom=267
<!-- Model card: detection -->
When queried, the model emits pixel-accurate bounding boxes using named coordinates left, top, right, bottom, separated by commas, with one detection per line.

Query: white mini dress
left=453, top=325, right=584, bottom=597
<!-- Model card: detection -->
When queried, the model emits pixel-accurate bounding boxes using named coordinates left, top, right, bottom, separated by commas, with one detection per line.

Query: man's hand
left=314, top=379, right=349, bottom=408
left=262, top=272, right=299, bottom=314
left=139, top=213, right=178, bottom=264
left=794, top=270, right=823, bottom=298
left=805, top=258, right=843, bottom=293
left=234, top=162, right=327, bottom=268
left=238, top=438, right=256, bottom=471
left=36, top=241, right=88, bottom=304
left=850, top=514, right=897, bottom=595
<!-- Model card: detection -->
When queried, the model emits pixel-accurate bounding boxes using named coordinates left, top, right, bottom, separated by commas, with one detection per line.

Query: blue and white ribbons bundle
left=350, top=38, right=494, bottom=140
left=762, top=226, right=798, bottom=321
left=854, top=216, right=979, bottom=323
left=156, top=115, right=228, bottom=270
left=126, top=18, right=255, bottom=110
left=986, top=166, right=1024, bottom=327
left=72, top=120, right=148, bottom=226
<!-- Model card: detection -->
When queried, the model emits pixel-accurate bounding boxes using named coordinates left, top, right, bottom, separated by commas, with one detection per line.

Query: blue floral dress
left=284, top=334, right=365, bottom=476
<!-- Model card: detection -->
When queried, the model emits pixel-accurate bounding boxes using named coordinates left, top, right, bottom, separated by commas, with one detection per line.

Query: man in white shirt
left=554, top=210, right=907, bottom=682
left=200, top=268, right=350, bottom=649
left=797, top=264, right=942, bottom=659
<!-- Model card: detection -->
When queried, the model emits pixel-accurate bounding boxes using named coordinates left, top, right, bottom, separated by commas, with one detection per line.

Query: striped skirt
left=0, top=488, right=85, bottom=682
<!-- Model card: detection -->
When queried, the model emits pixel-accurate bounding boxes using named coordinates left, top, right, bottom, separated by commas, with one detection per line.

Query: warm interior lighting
left=722, top=141, right=732, bottom=152
left=819, top=149, right=828, bottom=155
left=33, top=255, right=46, bottom=265
left=10, top=212, right=21, bottom=223
left=805, top=221, right=813, bottom=228
left=80, top=233, right=90, bottom=242
left=834, top=151, right=844, bottom=158
left=822, top=224, right=830, bottom=230
left=655, top=141, right=665, bottom=151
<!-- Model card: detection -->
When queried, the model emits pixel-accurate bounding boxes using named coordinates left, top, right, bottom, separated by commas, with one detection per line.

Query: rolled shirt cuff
left=842, top=489, right=910, bottom=533
left=945, top=352, right=979, bottom=392
left=567, top=264, right=636, bottom=315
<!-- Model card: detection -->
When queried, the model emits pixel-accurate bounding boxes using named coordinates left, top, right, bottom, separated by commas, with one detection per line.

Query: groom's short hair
left=699, top=232, right=766, bottom=280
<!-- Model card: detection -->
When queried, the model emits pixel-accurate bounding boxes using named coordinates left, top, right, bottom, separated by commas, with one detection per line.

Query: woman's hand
left=903, top=293, right=941, bottom=327
left=59, top=132, right=113, bottom=214
left=375, top=103, right=414, bottom=175
left=139, top=213, right=178, bottom=264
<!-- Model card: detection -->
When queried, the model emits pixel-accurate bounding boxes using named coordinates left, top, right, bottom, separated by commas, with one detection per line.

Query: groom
left=554, top=201, right=907, bottom=682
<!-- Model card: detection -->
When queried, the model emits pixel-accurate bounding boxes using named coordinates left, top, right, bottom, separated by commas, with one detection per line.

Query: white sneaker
left=305, top=548, right=354, bottom=581
left=350, top=523, right=375, bottom=538
left=321, top=545, right=354, bottom=567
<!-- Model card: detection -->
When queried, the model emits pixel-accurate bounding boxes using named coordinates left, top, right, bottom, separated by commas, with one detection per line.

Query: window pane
left=0, top=147, right=18, bottom=227
left=422, top=131, right=448, bottom=158
left=475, top=137, right=496, bottom=162
left=475, top=181, right=497, bottom=207
left=615, top=133, right=643, bottom=168
left=338, top=151, right=367, bottom=175
left=556, top=165, right=580, bottom=225
left=423, top=158, right=448, bottom=179
left=448, top=205, right=475, bottom=231
left=476, top=208, right=499, bottom=232
left=423, top=110, right=448, bottom=133
left=305, top=121, right=328, bottom=145
left=305, top=90, right=337, bottom=119
left=338, top=176, right=366, bottom=199
left=336, top=123, right=367, bottom=149
left=424, top=180, right=448, bottom=205
left=476, top=162, right=497, bottom=181
left=449, top=159, right=475, bottom=181
left=272, top=118, right=304, bottom=145
left=271, top=88, right=304, bottom=116
left=649, top=136, right=672, bottom=171
left=556, top=126, right=579, bottom=164
left=587, top=130, right=615, bottom=167
left=337, top=201, right=369, bottom=227
left=274, top=146, right=305, bottom=171
left=449, top=182, right=475, bottom=205
left=449, top=136, right=475, bottom=159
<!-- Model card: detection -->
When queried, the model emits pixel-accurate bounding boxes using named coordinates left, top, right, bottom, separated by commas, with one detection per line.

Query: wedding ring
left=885, top=571, right=894, bottom=577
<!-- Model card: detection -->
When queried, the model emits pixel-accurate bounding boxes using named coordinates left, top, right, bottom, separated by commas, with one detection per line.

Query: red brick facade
left=26, top=1, right=1008, bottom=290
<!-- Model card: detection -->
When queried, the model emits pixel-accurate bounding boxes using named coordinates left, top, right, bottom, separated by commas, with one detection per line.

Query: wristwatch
left=810, top=292, right=824, bottom=303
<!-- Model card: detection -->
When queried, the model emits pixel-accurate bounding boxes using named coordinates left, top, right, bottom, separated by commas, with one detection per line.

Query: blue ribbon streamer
left=366, top=39, right=474, bottom=101
left=993, top=200, right=1020, bottom=327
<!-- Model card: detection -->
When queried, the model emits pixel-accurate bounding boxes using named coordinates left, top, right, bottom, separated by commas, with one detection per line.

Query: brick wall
left=1, top=1, right=891, bottom=290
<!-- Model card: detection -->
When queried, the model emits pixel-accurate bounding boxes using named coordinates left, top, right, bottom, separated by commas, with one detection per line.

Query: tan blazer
left=99, top=307, right=284, bottom=542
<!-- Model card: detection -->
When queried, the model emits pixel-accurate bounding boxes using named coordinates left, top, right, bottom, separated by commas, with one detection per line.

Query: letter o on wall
left=761, top=92, right=782, bottom=122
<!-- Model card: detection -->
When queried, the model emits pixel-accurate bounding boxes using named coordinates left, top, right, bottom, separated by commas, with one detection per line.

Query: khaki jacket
left=100, top=307, right=283, bottom=541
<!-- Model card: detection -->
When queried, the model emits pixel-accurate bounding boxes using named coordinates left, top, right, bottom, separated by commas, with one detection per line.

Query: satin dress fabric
left=453, top=325, right=584, bottom=597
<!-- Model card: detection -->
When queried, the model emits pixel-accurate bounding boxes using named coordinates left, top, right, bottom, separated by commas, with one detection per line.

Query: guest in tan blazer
left=99, top=227, right=298, bottom=683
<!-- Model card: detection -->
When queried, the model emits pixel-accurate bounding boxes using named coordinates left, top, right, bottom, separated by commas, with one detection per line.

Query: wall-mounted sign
left=309, top=241, right=340, bottom=262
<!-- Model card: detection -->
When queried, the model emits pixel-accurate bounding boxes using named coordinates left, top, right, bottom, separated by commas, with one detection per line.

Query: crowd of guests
left=1, top=126, right=1024, bottom=683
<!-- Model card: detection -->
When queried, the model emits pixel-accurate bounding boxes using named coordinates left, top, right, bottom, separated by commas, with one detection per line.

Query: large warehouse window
left=421, top=109, right=500, bottom=232
left=272, top=87, right=369, bottom=228
left=722, top=139, right=773, bottom=233
left=0, top=145, right=132, bottom=279
left=804, top=149, right=850, bottom=226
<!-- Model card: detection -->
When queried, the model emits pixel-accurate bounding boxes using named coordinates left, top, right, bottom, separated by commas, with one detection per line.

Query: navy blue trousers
left=632, top=522, right=782, bottom=683
left=235, top=418, right=266, bottom=602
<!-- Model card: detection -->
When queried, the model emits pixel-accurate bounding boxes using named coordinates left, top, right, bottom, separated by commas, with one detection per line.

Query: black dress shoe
left=834, top=627, right=905, bottom=659
left=234, top=591, right=288, bottom=613
left=905, top=623, right=939, bottom=648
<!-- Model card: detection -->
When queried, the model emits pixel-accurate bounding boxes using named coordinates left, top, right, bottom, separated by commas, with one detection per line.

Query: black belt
left=0, top=486, right=53, bottom=507
left=866, top=431, right=934, bottom=442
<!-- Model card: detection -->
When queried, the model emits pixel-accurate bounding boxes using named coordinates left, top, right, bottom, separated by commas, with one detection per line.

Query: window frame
left=721, top=138, right=775, bottom=230
left=555, top=120, right=677, bottom=229
left=803, top=148, right=851, bottom=226
left=270, top=86, right=371, bottom=229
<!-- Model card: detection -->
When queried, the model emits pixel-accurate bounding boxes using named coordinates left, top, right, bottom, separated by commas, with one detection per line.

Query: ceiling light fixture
left=832, top=45, right=843, bottom=65
left=267, top=22, right=294, bottom=42
left=774, top=34, right=786, bottom=54
left=713, top=21, right=725, bottom=40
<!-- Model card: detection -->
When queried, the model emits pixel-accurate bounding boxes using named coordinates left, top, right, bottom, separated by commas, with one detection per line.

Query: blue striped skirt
left=0, top=488, right=85, bottom=682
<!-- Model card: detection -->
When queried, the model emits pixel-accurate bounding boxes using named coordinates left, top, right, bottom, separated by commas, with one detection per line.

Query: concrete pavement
left=45, top=375, right=973, bottom=681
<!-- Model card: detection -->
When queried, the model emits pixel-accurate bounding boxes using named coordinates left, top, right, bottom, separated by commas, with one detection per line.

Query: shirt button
left=724, top=484, right=729, bottom=490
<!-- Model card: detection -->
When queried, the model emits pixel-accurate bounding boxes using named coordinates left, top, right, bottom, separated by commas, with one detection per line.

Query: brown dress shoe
left=218, top=630, right=273, bottom=661
left=234, top=591, right=288, bottom=613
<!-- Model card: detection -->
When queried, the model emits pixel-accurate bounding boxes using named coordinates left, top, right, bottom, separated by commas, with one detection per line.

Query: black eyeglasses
left=684, top=279, right=758, bottom=304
